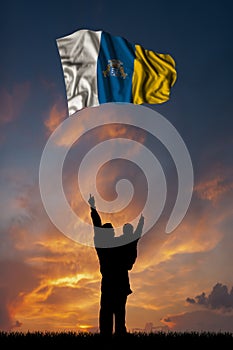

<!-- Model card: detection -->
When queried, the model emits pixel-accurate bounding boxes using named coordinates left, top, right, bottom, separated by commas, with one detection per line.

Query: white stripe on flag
left=56, top=29, right=102, bottom=115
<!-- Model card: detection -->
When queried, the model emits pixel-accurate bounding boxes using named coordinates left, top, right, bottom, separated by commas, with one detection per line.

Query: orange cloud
left=2, top=223, right=100, bottom=332
left=89, top=123, right=147, bottom=145
left=44, top=97, right=67, bottom=134
left=48, top=104, right=146, bottom=148
left=194, top=168, right=233, bottom=204
left=0, top=175, right=101, bottom=332
left=133, top=206, right=223, bottom=276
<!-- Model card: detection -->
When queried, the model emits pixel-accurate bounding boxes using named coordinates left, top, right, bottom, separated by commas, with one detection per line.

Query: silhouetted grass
left=0, top=330, right=232, bottom=347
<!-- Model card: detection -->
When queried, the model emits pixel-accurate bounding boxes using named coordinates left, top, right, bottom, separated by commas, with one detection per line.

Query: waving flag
left=56, top=29, right=177, bottom=116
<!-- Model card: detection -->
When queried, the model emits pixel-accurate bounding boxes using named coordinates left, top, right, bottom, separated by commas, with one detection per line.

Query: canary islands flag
left=56, top=29, right=177, bottom=116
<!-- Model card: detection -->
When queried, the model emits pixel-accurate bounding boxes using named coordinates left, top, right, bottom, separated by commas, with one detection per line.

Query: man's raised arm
left=88, top=194, right=102, bottom=228
left=134, top=214, right=144, bottom=240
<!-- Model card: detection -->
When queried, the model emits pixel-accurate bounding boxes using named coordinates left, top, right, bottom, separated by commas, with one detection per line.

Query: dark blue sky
left=1, top=0, right=233, bottom=172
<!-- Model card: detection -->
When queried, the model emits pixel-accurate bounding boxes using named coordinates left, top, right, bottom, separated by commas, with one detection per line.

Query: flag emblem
left=103, top=59, right=128, bottom=79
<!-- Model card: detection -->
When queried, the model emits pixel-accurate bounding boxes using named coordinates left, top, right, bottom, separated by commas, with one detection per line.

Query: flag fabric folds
left=56, top=29, right=177, bottom=116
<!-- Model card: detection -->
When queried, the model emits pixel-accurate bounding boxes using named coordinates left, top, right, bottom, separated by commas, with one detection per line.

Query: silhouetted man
left=88, top=194, right=144, bottom=336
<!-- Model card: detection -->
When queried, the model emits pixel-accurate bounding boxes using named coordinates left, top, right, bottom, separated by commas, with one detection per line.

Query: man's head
left=102, top=222, right=115, bottom=239
left=123, top=223, right=134, bottom=236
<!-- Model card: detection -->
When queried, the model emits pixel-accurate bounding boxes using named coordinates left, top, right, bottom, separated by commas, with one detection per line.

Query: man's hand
left=88, top=194, right=96, bottom=209
left=138, top=213, right=144, bottom=229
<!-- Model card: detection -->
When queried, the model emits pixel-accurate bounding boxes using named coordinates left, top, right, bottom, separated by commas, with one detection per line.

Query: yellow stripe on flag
left=132, top=44, right=177, bottom=104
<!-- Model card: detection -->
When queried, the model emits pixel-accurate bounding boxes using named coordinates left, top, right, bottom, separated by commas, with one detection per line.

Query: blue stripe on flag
left=97, top=31, right=135, bottom=104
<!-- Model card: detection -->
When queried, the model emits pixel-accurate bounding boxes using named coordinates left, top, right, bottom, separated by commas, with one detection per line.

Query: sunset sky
left=1, top=0, right=233, bottom=333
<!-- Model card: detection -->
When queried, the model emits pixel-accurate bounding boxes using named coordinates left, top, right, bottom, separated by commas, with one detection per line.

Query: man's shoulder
left=115, top=235, right=139, bottom=247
